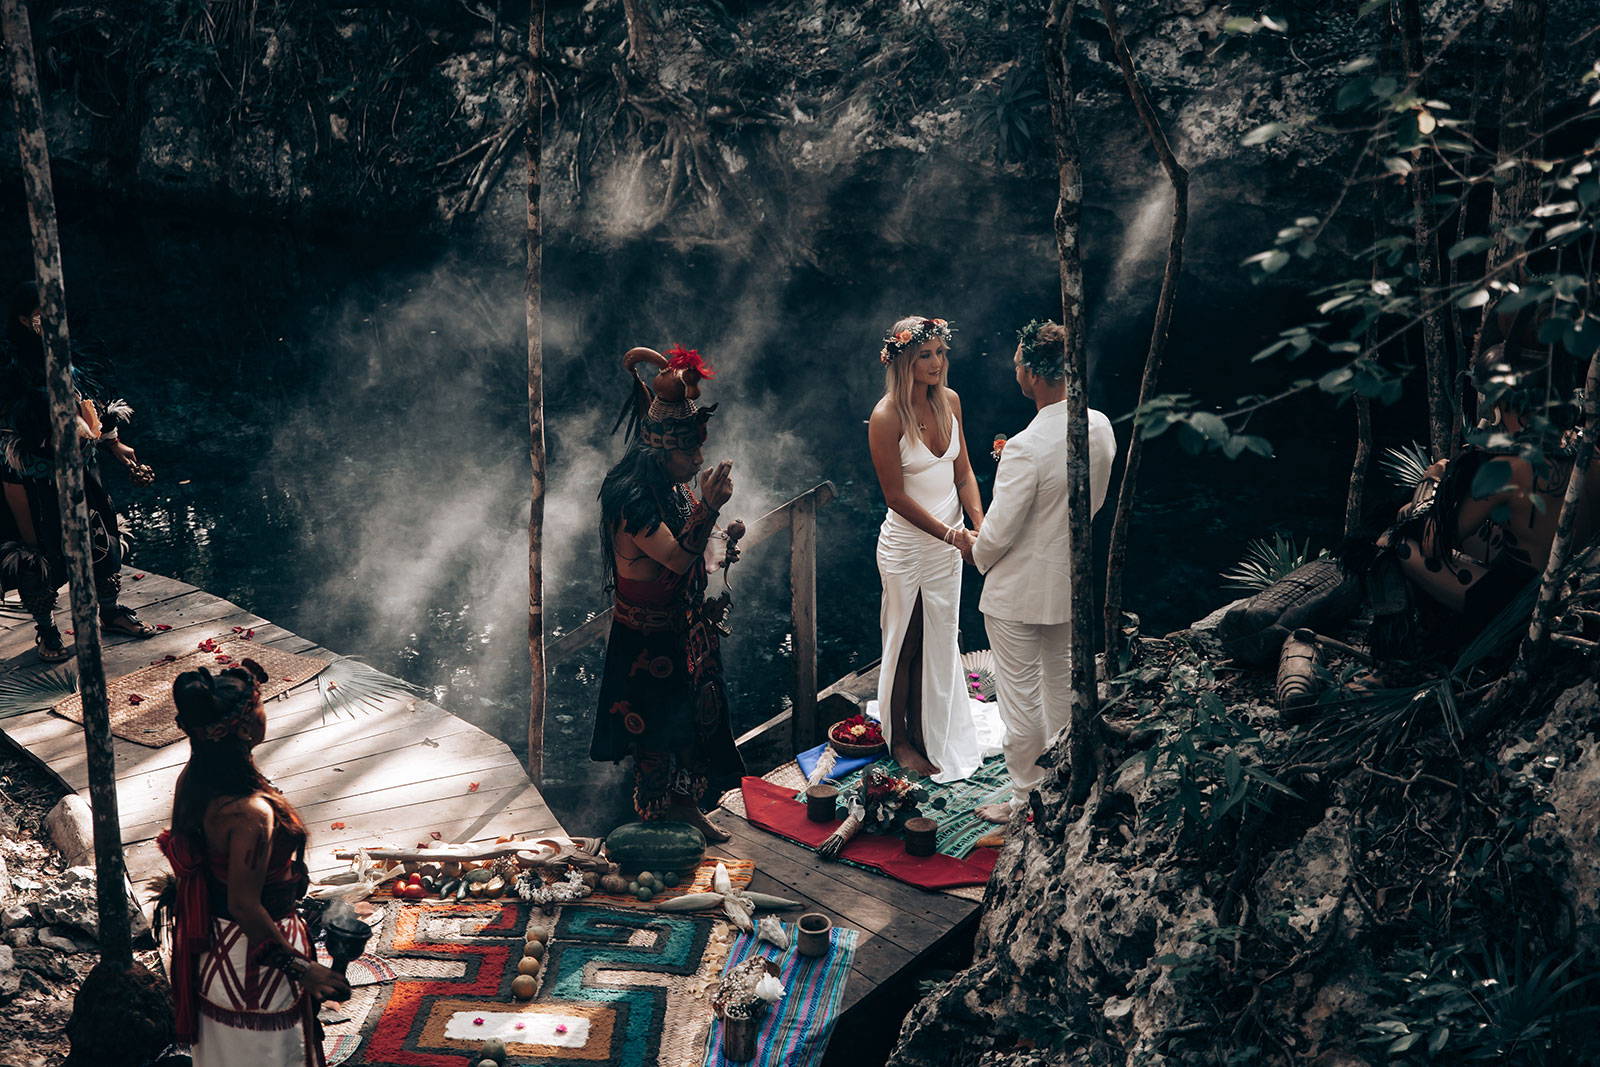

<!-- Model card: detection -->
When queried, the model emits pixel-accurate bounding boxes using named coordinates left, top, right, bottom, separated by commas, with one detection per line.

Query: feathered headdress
left=612, top=345, right=718, bottom=451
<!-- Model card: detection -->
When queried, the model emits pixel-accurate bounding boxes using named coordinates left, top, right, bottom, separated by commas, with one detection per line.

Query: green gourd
left=604, top=821, right=707, bottom=875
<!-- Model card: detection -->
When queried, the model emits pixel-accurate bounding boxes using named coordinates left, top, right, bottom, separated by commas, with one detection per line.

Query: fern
left=1380, top=441, right=1434, bottom=489
left=1220, top=533, right=1324, bottom=592
left=0, top=665, right=78, bottom=720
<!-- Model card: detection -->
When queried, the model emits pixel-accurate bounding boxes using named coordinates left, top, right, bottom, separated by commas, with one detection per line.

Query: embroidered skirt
left=191, top=912, right=322, bottom=1067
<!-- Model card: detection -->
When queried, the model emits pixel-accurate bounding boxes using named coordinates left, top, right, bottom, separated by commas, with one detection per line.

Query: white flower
left=755, top=975, right=786, bottom=1003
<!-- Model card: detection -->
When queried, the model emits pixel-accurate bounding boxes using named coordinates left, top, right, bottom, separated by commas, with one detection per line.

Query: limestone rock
left=3, top=927, right=34, bottom=949
left=0, top=906, right=31, bottom=931
left=44, top=796, right=95, bottom=869
left=0, top=970, right=19, bottom=1000
left=36, top=928, right=81, bottom=955
left=0, top=944, right=13, bottom=972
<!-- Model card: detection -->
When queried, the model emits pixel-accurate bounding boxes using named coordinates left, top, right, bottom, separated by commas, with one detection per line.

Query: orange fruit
left=511, top=974, right=536, bottom=1000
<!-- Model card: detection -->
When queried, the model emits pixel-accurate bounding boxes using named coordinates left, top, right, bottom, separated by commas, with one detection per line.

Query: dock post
left=789, top=490, right=818, bottom=751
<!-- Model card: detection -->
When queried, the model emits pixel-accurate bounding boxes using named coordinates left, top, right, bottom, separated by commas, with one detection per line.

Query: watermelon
left=604, top=821, right=706, bottom=875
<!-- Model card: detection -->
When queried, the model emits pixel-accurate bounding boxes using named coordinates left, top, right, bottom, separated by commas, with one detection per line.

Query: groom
left=960, top=320, right=1116, bottom=824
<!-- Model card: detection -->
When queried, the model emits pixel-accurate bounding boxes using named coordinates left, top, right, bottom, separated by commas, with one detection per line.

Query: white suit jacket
left=973, top=400, right=1117, bottom=625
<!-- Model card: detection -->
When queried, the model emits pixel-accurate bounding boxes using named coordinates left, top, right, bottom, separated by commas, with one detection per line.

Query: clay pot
left=796, top=912, right=832, bottom=958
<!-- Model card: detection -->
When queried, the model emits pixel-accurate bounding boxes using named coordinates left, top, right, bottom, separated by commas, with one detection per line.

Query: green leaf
left=1388, top=1032, right=1422, bottom=1054
left=1447, top=236, right=1492, bottom=259
left=1563, top=320, right=1600, bottom=359
left=1428, top=1027, right=1450, bottom=1054
left=1371, top=76, right=1398, bottom=99
left=1337, top=76, right=1374, bottom=110
left=1260, top=250, right=1290, bottom=273
left=1457, top=288, right=1491, bottom=309
left=1383, top=156, right=1412, bottom=176
left=1187, top=411, right=1229, bottom=441
left=1339, top=55, right=1377, bottom=73
left=1242, top=121, right=1288, bottom=147
left=1470, top=459, right=1517, bottom=500
left=1222, top=15, right=1260, bottom=33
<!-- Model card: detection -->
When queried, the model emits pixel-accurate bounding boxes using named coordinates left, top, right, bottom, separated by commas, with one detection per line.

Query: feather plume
left=805, top=745, right=837, bottom=786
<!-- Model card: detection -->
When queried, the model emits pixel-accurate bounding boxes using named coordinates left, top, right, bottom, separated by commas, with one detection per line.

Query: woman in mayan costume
left=0, top=281, right=157, bottom=662
left=157, top=660, right=350, bottom=1066
left=867, top=315, right=1004, bottom=783
left=592, top=344, right=745, bottom=843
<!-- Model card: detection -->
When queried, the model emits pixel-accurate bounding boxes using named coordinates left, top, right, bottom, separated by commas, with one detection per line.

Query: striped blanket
left=702, top=923, right=859, bottom=1067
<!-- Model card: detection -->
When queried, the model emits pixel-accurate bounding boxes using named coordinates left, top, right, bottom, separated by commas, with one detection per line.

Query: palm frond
left=1220, top=533, right=1325, bottom=592
left=0, top=665, right=78, bottom=720
left=1379, top=441, right=1433, bottom=489
left=316, top=658, right=426, bottom=720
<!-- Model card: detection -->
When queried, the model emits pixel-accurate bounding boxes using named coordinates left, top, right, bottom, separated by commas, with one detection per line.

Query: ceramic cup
left=796, top=912, right=832, bottom=958
left=804, top=784, right=840, bottom=823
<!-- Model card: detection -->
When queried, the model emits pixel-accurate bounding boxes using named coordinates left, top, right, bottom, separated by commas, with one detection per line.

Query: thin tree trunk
left=1343, top=396, right=1373, bottom=540
left=1398, top=0, right=1453, bottom=459
left=1525, top=350, right=1600, bottom=662
left=1096, top=0, right=1188, bottom=665
left=525, top=0, right=546, bottom=785
left=2, top=0, right=131, bottom=967
left=1044, top=0, right=1100, bottom=807
left=1472, top=0, right=1547, bottom=364
left=622, top=0, right=653, bottom=68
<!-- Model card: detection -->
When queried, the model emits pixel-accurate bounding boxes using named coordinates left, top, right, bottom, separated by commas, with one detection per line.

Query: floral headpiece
left=1016, top=318, right=1065, bottom=382
left=879, top=318, right=956, bottom=366
left=615, top=345, right=719, bottom=451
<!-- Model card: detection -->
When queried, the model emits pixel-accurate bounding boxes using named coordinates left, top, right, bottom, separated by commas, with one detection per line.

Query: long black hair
left=597, top=441, right=688, bottom=594
left=170, top=661, right=306, bottom=845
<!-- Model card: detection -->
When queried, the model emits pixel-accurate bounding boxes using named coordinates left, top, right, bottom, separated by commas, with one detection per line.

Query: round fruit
left=523, top=940, right=545, bottom=960
left=516, top=955, right=542, bottom=976
left=580, top=871, right=599, bottom=889
left=634, top=885, right=654, bottom=902
left=524, top=928, right=547, bottom=945
left=637, top=871, right=656, bottom=888
left=626, top=881, right=640, bottom=895
left=477, top=1060, right=499, bottom=1067
left=600, top=875, right=628, bottom=894
left=661, top=871, right=680, bottom=888
left=481, top=1037, right=508, bottom=1063
left=511, top=974, right=536, bottom=1000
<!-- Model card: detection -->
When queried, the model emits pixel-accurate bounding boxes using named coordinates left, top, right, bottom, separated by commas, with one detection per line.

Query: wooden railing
left=548, top=481, right=837, bottom=754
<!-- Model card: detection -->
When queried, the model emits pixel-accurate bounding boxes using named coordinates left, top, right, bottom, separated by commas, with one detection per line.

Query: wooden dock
left=0, top=566, right=981, bottom=1024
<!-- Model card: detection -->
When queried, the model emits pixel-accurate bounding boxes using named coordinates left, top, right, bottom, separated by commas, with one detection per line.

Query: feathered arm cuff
left=97, top=399, right=134, bottom=442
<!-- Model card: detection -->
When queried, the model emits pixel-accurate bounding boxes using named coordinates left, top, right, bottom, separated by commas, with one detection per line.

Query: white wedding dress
left=869, top=413, right=1005, bottom=784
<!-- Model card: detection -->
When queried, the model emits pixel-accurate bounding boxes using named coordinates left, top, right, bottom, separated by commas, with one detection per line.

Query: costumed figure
left=156, top=660, right=350, bottom=1066
left=1371, top=303, right=1600, bottom=652
left=966, top=320, right=1116, bottom=824
left=866, top=315, right=1004, bottom=783
left=592, top=344, right=744, bottom=843
left=1, top=281, right=157, bottom=663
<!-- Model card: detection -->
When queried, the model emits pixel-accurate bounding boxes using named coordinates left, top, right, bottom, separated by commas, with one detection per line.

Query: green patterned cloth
left=794, top=754, right=1011, bottom=859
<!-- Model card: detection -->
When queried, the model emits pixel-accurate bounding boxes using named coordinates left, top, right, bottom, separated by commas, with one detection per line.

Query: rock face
left=888, top=636, right=1600, bottom=1065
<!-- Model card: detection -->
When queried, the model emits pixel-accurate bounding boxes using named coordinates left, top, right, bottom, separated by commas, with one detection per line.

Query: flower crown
left=1016, top=318, right=1066, bottom=381
left=879, top=318, right=955, bottom=366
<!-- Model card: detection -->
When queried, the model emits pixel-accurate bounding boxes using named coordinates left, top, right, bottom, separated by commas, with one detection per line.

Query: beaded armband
left=255, top=941, right=309, bottom=980
left=677, top=498, right=719, bottom=556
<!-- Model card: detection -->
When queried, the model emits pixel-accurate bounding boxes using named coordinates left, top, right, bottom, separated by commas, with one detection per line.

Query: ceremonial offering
left=827, top=714, right=886, bottom=759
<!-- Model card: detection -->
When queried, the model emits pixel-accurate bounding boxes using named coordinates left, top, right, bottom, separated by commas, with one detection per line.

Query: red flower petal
left=127, top=694, right=143, bottom=705
left=131, top=574, right=145, bottom=580
left=429, top=831, right=442, bottom=840
left=155, top=624, right=172, bottom=632
left=330, top=822, right=346, bottom=830
left=163, top=654, right=178, bottom=661
left=467, top=782, right=480, bottom=793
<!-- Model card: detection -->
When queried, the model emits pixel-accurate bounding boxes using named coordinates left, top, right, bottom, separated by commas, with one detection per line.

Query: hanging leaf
left=1242, top=121, right=1288, bottom=147
left=1447, top=236, right=1492, bottom=259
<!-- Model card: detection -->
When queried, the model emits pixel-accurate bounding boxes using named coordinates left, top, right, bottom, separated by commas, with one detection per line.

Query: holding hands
left=944, top=524, right=978, bottom=565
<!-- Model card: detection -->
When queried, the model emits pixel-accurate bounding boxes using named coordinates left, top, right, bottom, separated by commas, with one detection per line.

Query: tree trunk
left=1472, top=0, right=1547, bottom=364
left=1343, top=396, right=1373, bottom=540
left=1096, top=0, right=1188, bottom=666
left=1525, top=350, right=1600, bottom=663
left=1397, top=0, right=1454, bottom=459
left=1043, top=0, right=1099, bottom=807
left=525, top=0, right=546, bottom=785
left=2, top=0, right=131, bottom=967
left=622, top=0, right=654, bottom=68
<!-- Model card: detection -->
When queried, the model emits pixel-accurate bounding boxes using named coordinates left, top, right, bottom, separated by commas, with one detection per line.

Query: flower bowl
left=828, top=736, right=887, bottom=759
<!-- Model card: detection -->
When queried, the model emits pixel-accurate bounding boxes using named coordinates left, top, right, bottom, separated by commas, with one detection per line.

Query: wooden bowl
left=828, top=735, right=886, bottom=759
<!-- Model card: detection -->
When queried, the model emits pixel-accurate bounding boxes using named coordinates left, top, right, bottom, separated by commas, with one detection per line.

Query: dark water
left=2, top=194, right=1372, bottom=834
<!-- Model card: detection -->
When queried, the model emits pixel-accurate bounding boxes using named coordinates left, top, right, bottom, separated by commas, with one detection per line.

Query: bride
left=866, top=315, right=1002, bottom=783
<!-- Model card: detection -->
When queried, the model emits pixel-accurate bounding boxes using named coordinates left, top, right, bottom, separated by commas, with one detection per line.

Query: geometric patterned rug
left=334, top=900, right=733, bottom=1066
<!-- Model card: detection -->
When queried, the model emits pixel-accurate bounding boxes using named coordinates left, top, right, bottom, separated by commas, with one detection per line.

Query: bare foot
left=974, top=802, right=1014, bottom=824
left=891, top=743, right=940, bottom=779
left=664, top=803, right=733, bottom=844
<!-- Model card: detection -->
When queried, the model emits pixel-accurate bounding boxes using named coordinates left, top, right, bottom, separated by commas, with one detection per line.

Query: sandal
left=101, top=605, right=158, bottom=638
left=35, top=625, right=70, bottom=663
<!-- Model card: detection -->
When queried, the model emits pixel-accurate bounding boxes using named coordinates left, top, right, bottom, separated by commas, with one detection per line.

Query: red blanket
left=739, top=777, right=998, bottom=890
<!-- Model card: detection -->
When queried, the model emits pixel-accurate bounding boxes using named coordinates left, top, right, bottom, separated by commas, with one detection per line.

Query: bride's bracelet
left=942, top=525, right=964, bottom=546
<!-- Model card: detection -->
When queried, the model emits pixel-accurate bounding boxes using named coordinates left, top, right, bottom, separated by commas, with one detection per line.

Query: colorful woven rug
left=795, top=754, right=1012, bottom=860
left=703, top=922, right=858, bottom=1067
left=53, top=636, right=330, bottom=746
left=340, top=900, right=733, bottom=1066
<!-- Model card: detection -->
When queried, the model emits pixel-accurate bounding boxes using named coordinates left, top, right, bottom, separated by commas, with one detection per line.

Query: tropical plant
left=316, top=657, right=427, bottom=720
left=1380, top=441, right=1434, bottom=489
left=0, top=664, right=77, bottom=721
left=968, top=64, right=1046, bottom=163
left=1219, top=532, right=1325, bottom=592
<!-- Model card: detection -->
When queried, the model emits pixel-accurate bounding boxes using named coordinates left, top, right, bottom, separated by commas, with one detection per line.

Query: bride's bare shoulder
left=868, top=396, right=898, bottom=425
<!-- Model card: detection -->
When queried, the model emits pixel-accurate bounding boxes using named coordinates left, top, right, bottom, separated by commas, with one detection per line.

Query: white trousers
left=984, top=614, right=1073, bottom=807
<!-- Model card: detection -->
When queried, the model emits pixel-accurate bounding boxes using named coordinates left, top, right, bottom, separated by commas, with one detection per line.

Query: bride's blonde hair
left=881, top=315, right=953, bottom=446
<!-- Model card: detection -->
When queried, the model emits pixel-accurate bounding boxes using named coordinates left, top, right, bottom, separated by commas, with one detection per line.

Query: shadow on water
left=2, top=189, right=1373, bottom=836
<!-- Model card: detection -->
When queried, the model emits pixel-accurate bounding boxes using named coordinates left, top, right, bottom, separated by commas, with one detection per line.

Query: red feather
left=665, top=344, right=715, bottom=379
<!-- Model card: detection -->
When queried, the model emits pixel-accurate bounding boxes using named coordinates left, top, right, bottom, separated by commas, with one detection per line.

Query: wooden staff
left=525, top=0, right=546, bottom=785
left=1, top=0, right=132, bottom=966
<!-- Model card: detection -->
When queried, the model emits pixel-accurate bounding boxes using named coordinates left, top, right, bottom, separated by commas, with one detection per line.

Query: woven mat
left=344, top=899, right=733, bottom=1067
left=799, top=755, right=1012, bottom=860
left=703, top=922, right=859, bottom=1067
left=719, top=765, right=990, bottom=904
left=52, top=637, right=331, bottom=747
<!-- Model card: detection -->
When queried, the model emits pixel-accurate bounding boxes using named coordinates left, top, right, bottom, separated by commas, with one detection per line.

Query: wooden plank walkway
left=0, top=567, right=563, bottom=907
left=0, top=568, right=982, bottom=1021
